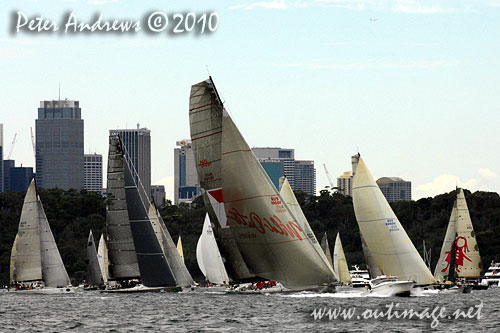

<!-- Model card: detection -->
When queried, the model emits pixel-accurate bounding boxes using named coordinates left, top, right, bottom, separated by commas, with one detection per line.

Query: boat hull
left=101, top=285, right=181, bottom=293
left=367, top=281, right=415, bottom=297
left=8, top=287, right=75, bottom=294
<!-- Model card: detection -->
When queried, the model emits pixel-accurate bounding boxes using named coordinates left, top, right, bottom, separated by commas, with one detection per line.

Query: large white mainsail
left=97, top=234, right=109, bottom=284
left=12, top=180, right=42, bottom=283
left=189, top=79, right=254, bottom=281
left=352, top=154, right=435, bottom=285
left=333, top=233, right=351, bottom=284
left=38, top=198, right=71, bottom=287
left=196, top=214, right=230, bottom=284
left=204, top=79, right=337, bottom=289
left=434, top=201, right=458, bottom=282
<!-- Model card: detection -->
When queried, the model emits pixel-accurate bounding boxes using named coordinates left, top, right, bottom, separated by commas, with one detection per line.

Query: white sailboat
left=434, top=188, right=483, bottom=282
left=352, top=154, right=433, bottom=295
left=86, top=230, right=104, bottom=289
left=177, top=236, right=184, bottom=263
left=333, top=233, right=352, bottom=285
left=189, top=77, right=337, bottom=290
left=196, top=214, right=230, bottom=285
left=320, top=232, right=334, bottom=270
left=97, top=234, right=109, bottom=284
left=9, top=179, right=74, bottom=294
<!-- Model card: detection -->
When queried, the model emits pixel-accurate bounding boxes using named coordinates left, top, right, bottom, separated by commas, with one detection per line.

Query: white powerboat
left=365, top=276, right=415, bottom=297
left=480, top=262, right=500, bottom=287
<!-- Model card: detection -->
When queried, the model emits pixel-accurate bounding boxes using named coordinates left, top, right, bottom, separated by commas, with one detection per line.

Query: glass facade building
left=376, top=177, right=412, bottom=202
left=84, top=153, right=103, bottom=193
left=36, top=100, right=84, bottom=190
left=174, top=140, right=200, bottom=205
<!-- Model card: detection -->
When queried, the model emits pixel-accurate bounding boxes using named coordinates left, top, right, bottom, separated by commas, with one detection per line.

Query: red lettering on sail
left=227, top=207, right=304, bottom=240
left=441, top=236, right=472, bottom=273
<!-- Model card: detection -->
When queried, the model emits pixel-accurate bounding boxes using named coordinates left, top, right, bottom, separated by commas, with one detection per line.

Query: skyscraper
left=36, top=100, right=84, bottom=190
left=109, top=125, right=151, bottom=205
left=151, top=185, right=166, bottom=207
left=9, top=166, right=34, bottom=192
left=252, top=147, right=317, bottom=195
left=174, top=140, right=200, bottom=205
left=0, top=124, right=3, bottom=193
left=84, top=153, right=103, bottom=193
left=376, top=177, right=412, bottom=202
left=337, top=171, right=353, bottom=197
left=3, top=160, right=14, bottom=192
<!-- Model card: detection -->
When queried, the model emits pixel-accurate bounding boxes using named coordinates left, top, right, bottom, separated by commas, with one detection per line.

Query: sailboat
left=434, top=188, right=483, bottom=291
left=97, top=234, right=109, bottom=284
left=103, top=136, right=178, bottom=292
left=85, top=230, right=104, bottom=289
left=189, top=77, right=337, bottom=290
left=196, top=214, right=230, bottom=286
left=352, top=154, right=434, bottom=296
left=177, top=236, right=184, bottom=263
left=333, top=233, right=352, bottom=285
left=320, top=232, right=334, bottom=269
left=9, top=179, right=74, bottom=294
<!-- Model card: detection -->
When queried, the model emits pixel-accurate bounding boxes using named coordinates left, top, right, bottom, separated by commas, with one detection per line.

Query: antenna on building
left=58, top=82, right=60, bottom=102
left=206, top=65, right=211, bottom=77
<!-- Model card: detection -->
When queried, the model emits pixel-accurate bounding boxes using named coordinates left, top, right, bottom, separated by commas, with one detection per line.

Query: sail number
left=385, top=218, right=400, bottom=232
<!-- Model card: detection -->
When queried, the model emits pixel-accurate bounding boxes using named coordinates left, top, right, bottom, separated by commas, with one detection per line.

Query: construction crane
left=7, top=133, right=17, bottom=159
left=323, top=164, right=337, bottom=190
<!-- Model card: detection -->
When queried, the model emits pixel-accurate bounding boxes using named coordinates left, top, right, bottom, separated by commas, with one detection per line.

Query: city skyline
left=1, top=1, right=500, bottom=202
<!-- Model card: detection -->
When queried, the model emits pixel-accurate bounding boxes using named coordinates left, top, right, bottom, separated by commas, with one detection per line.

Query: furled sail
left=122, top=142, right=177, bottom=287
left=455, top=188, right=482, bottom=277
left=106, top=136, right=140, bottom=280
left=212, top=80, right=337, bottom=289
left=12, top=180, right=42, bottom=282
left=87, top=230, right=104, bottom=286
left=320, top=233, right=334, bottom=269
left=97, top=234, right=109, bottom=284
left=189, top=78, right=254, bottom=282
left=38, top=198, right=71, bottom=287
left=9, top=234, right=18, bottom=283
left=148, top=203, right=195, bottom=287
left=360, top=234, right=382, bottom=278
left=352, top=155, right=435, bottom=285
left=434, top=201, right=457, bottom=282
left=196, top=214, right=230, bottom=284
left=333, top=233, right=351, bottom=284
left=279, top=178, right=337, bottom=278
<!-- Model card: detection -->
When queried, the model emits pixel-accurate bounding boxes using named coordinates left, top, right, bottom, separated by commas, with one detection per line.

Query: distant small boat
left=9, top=179, right=74, bottom=294
left=177, top=236, right=184, bottom=263
left=333, top=233, right=352, bottom=285
left=85, top=230, right=104, bottom=289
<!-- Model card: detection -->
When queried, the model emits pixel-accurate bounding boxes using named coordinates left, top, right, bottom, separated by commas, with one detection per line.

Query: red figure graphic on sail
left=441, top=236, right=472, bottom=273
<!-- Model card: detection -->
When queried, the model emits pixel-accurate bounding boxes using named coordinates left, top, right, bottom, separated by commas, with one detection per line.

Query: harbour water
left=1, top=288, right=498, bottom=332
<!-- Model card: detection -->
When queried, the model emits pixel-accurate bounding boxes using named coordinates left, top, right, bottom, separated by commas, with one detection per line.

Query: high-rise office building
left=0, top=124, right=3, bottom=193
left=9, top=166, right=34, bottom=192
left=36, top=100, right=84, bottom=190
left=3, top=160, right=14, bottom=192
left=252, top=147, right=316, bottom=195
left=151, top=185, right=166, bottom=207
left=109, top=125, right=151, bottom=205
left=337, top=171, right=353, bottom=197
left=174, top=140, right=200, bottom=205
left=376, top=177, right=412, bottom=202
left=84, top=153, right=103, bottom=193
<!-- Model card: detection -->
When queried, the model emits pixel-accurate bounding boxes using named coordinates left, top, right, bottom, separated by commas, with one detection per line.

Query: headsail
left=10, top=234, right=18, bottom=283
left=360, top=234, right=382, bottom=278
left=434, top=201, right=457, bottom=282
left=333, top=233, right=351, bottom=284
left=352, top=155, right=435, bottom=285
left=106, top=136, right=140, bottom=280
left=12, top=179, right=42, bottom=282
left=196, top=214, right=230, bottom=284
left=320, top=233, right=334, bottom=269
left=97, top=234, right=109, bottom=284
left=87, top=230, right=104, bottom=286
left=38, top=198, right=71, bottom=287
left=148, top=203, right=195, bottom=287
left=189, top=79, right=254, bottom=281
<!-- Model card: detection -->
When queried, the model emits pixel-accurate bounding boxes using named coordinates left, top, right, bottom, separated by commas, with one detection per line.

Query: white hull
left=230, top=283, right=286, bottom=294
left=366, top=281, right=415, bottom=297
left=101, top=284, right=180, bottom=293
left=8, top=287, right=75, bottom=294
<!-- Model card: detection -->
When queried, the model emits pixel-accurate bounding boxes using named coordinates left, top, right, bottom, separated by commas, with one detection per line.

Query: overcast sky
left=1, top=0, right=500, bottom=201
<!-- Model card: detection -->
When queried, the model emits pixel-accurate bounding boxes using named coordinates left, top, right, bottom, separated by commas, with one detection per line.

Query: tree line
left=0, top=188, right=498, bottom=285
